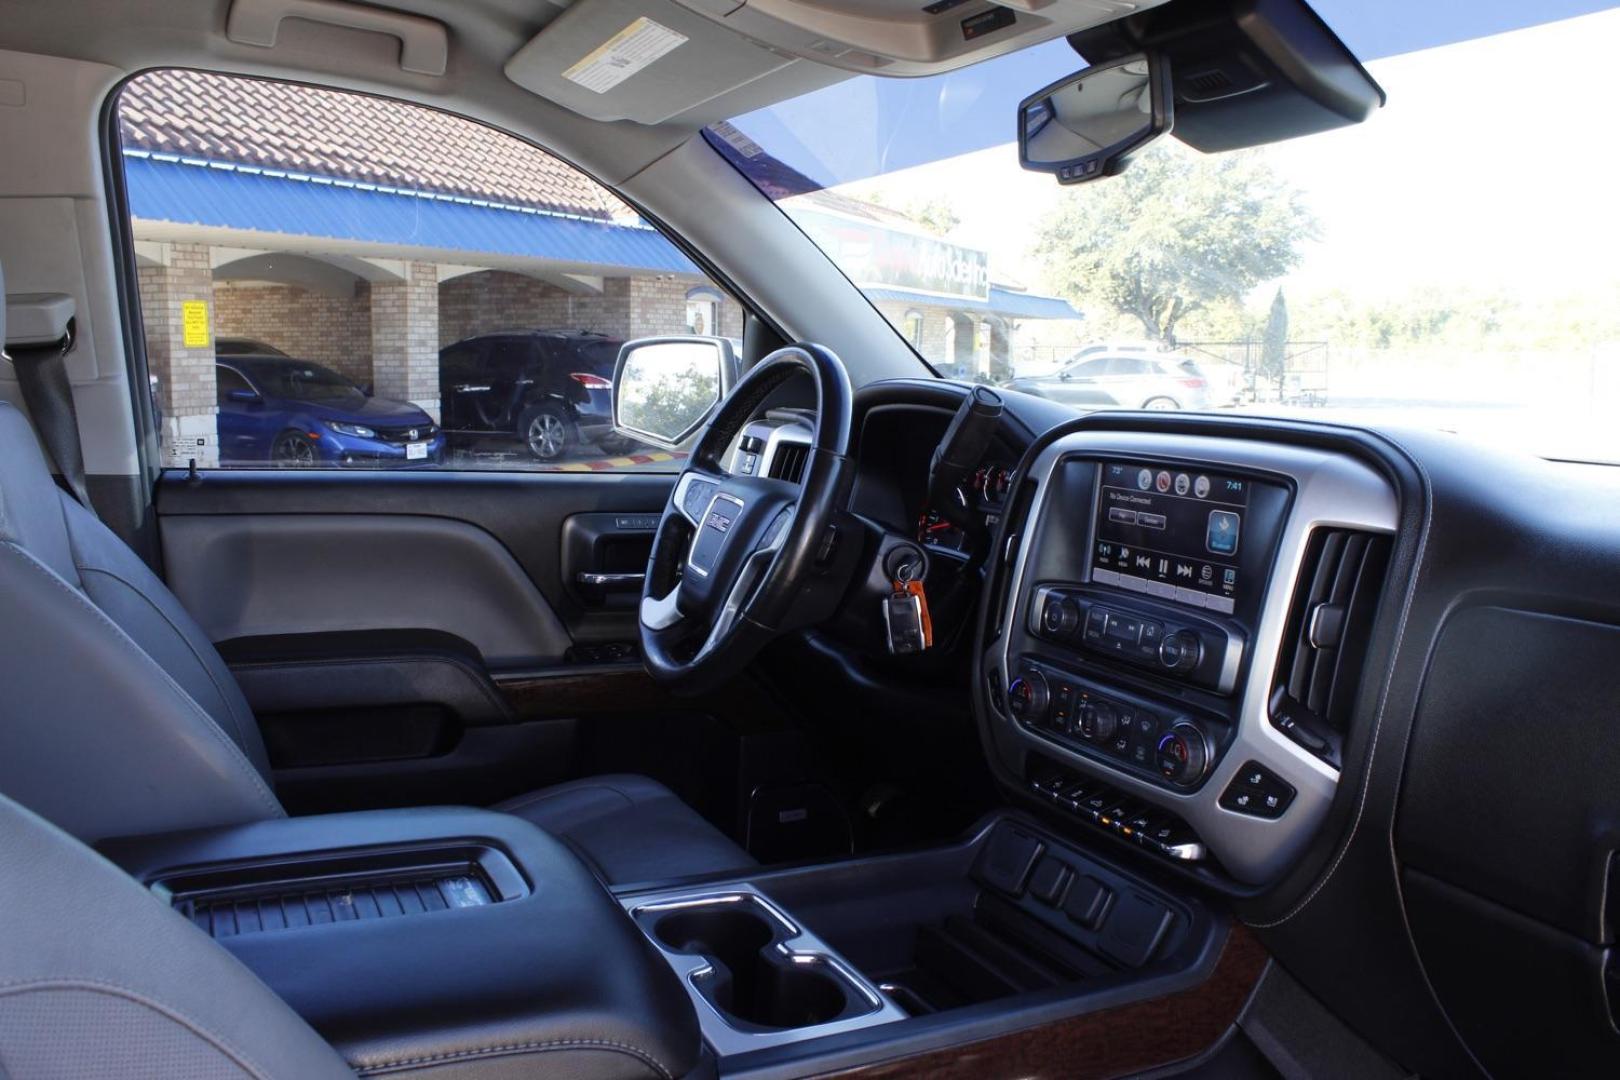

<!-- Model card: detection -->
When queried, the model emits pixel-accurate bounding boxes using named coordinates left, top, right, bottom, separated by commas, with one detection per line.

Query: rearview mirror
left=612, top=336, right=735, bottom=449
left=1018, top=52, right=1172, bottom=185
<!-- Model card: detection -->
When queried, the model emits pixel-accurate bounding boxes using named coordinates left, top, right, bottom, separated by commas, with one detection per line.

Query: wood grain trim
left=497, top=667, right=669, bottom=718
left=814, top=925, right=1268, bottom=1080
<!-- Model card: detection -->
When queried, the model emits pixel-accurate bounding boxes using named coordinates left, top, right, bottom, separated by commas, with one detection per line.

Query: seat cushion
left=496, top=774, right=755, bottom=885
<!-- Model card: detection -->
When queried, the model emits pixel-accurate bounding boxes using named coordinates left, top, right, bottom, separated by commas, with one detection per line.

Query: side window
left=1068, top=357, right=1110, bottom=378
left=215, top=366, right=252, bottom=405
left=117, top=70, right=743, bottom=472
left=1108, top=357, right=1153, bottom=375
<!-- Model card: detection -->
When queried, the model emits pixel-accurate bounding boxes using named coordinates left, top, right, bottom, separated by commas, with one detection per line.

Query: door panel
left=154, top=468, right=680, bottom=807
left=162, top=513, right=573, bottom=667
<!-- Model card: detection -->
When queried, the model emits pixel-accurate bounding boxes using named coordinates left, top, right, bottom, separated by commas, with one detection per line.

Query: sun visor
left=505, top=0, right=796, bottom=124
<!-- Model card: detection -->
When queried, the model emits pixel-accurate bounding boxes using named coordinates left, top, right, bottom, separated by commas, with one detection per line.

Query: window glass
left=215, top=366, right=252, bottom=404
left=118, top=69, right=742, bottom=472
left=708, top=3, right=1620, bottom=463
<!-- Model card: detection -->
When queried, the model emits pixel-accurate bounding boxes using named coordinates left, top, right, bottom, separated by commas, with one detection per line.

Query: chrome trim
left=622, top=883, right=907, bottom=1056
left=685, top=491, right=744, bottom=579
left=577, top=571, right=645, bottom=588
left=992, top=432, right=1398, bottom=885
left=741, top=420, right=813, bottom=480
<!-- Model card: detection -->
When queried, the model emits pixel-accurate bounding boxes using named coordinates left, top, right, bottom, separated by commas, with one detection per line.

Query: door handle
left=577, top=572, right=645, bottom=591
left=454, top=384, right=492, bottom=393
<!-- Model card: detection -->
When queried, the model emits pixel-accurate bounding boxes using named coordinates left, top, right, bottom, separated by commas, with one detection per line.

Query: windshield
left=245, top=361, right=366, bottom=405
left=708, top=1, right=1620, bottom=464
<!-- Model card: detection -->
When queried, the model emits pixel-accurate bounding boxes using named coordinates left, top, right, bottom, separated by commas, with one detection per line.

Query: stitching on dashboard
left=1248, top=434, right=1432, bottom=929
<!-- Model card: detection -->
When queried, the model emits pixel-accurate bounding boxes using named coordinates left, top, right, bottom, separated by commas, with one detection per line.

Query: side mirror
left=226, top=388, right=261, bottom=404
left=612, top=336, right=735, bottom=450
left=1018, top=52, right=1172, bottom=184
left=1058, top=370, right=1072, bottom=381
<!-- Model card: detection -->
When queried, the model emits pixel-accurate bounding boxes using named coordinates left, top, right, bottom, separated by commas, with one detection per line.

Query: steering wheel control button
left=1062, top=874, right=1112, bottom=929
left=974, top=825, right=1044, bottom=897
left=1219, top=761, right=1297, bottom=818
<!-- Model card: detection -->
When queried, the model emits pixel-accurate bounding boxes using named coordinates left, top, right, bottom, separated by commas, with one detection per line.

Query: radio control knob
left=1007, top=671, right=1050, bottom=724
left=1159, top=631, right=1203, bottom=674
left=1041, top=596, right=1081, bottom=638
left=1157, top=721, right=1211, bottom=787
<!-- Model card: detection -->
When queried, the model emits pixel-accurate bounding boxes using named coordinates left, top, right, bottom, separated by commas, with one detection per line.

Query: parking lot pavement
left=446, top=442, right=688, bottom=474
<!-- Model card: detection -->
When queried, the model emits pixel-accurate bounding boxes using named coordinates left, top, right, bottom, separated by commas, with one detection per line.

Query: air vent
left=1269, top=528, right=1391, bottom=765
left=768, top=440, right=810, bottom=484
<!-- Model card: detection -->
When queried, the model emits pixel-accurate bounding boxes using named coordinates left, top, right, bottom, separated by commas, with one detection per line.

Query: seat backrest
left=0, top=790, right=351, bottom=1079
left=1, top=263, right=283, bottom=842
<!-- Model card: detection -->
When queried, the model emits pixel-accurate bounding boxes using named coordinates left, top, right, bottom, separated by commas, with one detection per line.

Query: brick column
left=137, top=242, right=218, bottom=467
left=369, top=261, right=440, bottom=420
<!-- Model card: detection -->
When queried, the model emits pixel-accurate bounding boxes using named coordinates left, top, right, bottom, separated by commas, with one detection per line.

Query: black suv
left=439, top=330, right=627, bottom=461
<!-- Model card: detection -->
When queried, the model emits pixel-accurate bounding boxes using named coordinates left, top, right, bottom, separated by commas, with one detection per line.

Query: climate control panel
left=1029, top=586, right=1241, bottom=694
left=1008, top=659, right=1224, bottom=791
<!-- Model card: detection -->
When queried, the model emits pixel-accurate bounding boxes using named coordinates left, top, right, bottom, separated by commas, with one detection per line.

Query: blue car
left=215, top=355, right=445, bottom=468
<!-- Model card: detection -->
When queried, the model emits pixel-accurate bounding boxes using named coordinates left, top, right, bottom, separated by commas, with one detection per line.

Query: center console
left=982, top=431, right=1398, bottom=886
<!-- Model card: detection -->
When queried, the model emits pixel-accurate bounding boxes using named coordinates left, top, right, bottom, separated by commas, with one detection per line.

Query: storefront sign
left=792, top=207, right=990, bottom=302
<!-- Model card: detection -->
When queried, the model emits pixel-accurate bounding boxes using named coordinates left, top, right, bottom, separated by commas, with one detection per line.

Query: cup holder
left=646, top=898, right=869, bottom=1031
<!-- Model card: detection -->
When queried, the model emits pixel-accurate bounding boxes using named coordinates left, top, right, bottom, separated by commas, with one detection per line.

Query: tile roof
left=119, top=69, right=635, bottom=224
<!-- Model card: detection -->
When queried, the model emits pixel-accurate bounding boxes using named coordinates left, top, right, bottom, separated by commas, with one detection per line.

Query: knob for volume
left=1159, top=631, right=1203, bottom=674
left=1041, top=596, right=1081, bottom=638
left=1156, top=721, right=1211, bottom=787
left=1007, top=671, right=1050, bottom=724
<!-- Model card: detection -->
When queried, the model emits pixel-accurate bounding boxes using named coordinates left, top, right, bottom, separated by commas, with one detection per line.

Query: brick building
left=123, top=72, right=1071, bottom=466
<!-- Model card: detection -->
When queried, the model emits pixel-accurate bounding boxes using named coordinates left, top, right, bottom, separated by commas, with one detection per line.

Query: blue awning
left=124, top=152, right=699, bottom=275
left=864, top=285, right=1081, bottom=321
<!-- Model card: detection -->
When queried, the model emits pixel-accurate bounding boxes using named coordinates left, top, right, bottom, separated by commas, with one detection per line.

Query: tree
left=906, top=196, right=961, bottom=237
left=1259, top=288, right=1290, bottom=396
left=1035, top=143, right=1318, bottom=343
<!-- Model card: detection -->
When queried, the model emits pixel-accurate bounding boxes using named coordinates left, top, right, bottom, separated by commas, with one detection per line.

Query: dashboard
left=742, top=373, right=1620, bottom=1076
left=759, top=374, right=1620, bottom=1078
left=984, top=432, right=1395, bottom=885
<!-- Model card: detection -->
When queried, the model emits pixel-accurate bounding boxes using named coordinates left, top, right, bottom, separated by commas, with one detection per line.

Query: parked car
left=215, top=354, right=444, bottom=467
left=215, top=337, right=289, bottom=357
left=1008, top=351, right=1211, bottom=410
left=438, top=329, right=631, bottom=461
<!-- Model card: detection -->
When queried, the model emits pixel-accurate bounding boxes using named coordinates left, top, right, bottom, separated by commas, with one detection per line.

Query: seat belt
left=5, top=302, right=94, bottom=512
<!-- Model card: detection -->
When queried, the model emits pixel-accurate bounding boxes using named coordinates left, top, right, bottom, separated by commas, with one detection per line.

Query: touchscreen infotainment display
left=1091, top=460, right=1250, bottom=613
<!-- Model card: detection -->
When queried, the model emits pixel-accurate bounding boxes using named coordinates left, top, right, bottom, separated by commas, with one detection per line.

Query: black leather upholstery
left=104, top=806, right=708, bottom=1080
left=0, top=401, right=283, bottom=842
left=497, top=773, right=755, bottom=885
left=0, top=791, right=353, bottom=1079
left=0, top=393, right=750, bottom=880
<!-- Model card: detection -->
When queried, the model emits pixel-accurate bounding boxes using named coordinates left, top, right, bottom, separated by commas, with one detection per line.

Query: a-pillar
left=369, top=261, right=440, bottom=421
left=136, top=241, right=218, bottom=467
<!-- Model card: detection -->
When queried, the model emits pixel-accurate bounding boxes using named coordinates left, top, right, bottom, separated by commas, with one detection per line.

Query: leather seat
left=0, top=790, right=354, bottom=1079
left=496, top=774, right=755, bottom=883
left=0, top=276, right=752, bottom=883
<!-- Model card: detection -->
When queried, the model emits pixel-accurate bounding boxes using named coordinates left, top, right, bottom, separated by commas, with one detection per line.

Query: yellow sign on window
left=181, top=300, right=210, bottom=349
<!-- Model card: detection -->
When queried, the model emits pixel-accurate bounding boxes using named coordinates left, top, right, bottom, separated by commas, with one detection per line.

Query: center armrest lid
left=102, top=807, right=703, bottom=1080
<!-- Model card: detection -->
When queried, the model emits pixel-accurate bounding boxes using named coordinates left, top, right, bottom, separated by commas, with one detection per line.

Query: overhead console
left=505, top=0, right=1171, bottom=123
left=979, top=430, right=1397, bottom=887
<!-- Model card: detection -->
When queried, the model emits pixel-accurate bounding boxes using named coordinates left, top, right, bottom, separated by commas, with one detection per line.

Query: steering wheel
left=639, top=343, right=853, bottom=694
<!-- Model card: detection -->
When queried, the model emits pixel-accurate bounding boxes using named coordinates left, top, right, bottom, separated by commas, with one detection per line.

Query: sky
left=733, top=2, right=1620, bottom=304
